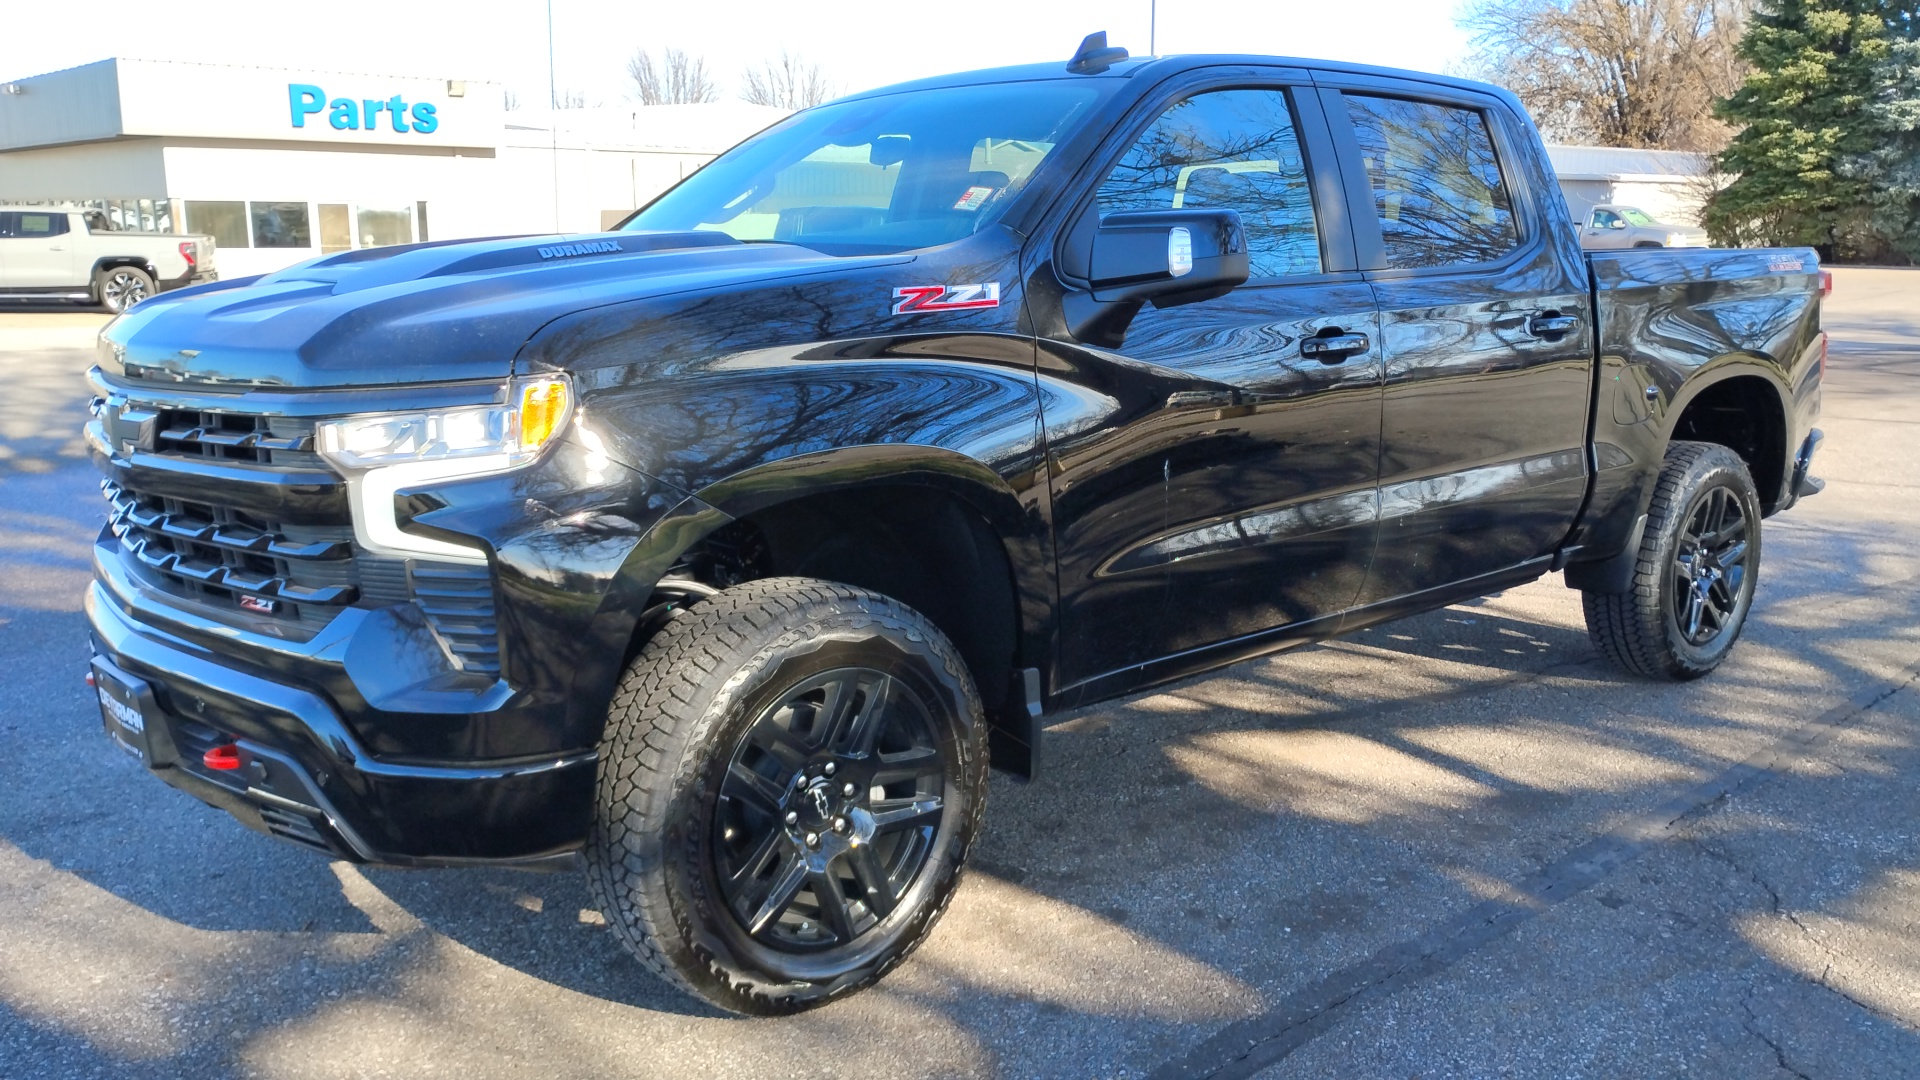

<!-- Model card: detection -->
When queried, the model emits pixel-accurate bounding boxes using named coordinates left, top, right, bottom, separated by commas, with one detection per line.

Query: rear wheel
left=96, top=266, right=154, bottom=314
left=1582, top=441, right=1761, bottom=679
left=585, top=577, right=987, bottom=1015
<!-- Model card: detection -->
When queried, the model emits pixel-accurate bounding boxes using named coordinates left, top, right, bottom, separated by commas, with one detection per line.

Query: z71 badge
left=891, top=283, right=1001, bottom=315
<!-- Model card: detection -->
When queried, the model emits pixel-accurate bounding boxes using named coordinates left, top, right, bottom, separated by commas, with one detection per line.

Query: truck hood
left=98, top=232, right=905, bottom=389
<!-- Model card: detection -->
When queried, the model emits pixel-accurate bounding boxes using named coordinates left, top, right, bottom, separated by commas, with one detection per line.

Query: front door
left=1585, top=207, right=1630, bottom=250
left=1320, top=81, right=1595, bottom=605
left=1034, top=80, right=1385, bottom=692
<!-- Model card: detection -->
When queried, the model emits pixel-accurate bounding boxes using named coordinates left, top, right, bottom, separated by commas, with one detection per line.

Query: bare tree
left=1460, top=0, right=1751, bottom=152
left=626, top=47, right=720, bottom=105
left=503, top=87, right=520, bottom=111
left=555, top=87, right=588, bottom=109
left=741, top=52, right=836, bottom=110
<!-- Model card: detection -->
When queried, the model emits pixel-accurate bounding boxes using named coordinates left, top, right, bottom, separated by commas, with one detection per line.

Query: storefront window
left=185, top=201, right=250, bottom=248
left=250, top=202, right=313, bottom=248
left=318, top=204, right=352, bottom=253
left=356, top=206, right=413, bottom=248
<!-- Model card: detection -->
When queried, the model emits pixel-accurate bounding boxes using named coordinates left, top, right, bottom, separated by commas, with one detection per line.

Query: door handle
left=1300, top=331, right=1370, bottom=363
left=1527, top=313, right=1581, bottom=338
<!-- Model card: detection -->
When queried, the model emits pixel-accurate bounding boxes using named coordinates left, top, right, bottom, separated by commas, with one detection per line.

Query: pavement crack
left=1742, top=984, right=1816, bottom=1080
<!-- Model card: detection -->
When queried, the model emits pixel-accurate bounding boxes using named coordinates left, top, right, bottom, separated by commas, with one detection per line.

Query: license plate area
left=92, top=660, right=156, bottom=762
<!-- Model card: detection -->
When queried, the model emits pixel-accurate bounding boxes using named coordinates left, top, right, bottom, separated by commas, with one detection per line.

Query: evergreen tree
left=1841, top=37, right=1920, bottom=261
left=1704, top=0, right=1903, bottom=256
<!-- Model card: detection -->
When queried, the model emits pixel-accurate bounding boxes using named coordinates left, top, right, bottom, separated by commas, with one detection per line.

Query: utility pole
left=547, top=0, right=560, bottom=233
left=1150, top=0, right=1157, bottom=55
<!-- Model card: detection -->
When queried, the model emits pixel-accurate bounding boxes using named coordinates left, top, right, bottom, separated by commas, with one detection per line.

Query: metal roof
left=1545, top=143, right=1708, bottom=182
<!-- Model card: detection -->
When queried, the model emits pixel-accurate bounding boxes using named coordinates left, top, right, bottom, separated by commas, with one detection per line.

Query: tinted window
left=250, top=202, right=312, bottom=248
left=629, top=82, right=1109, bottom=256
left=186, top=201, right=250, bottom=249
left=1344, top=95, right=1518, bottom=269
left=1096, top=89, right=1322, bottom=279
left=14, top=212, right=69, bottom=238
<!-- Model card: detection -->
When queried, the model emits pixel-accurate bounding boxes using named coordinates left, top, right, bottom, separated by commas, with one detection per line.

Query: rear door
left=1314, top=76, right=1594, bottom=606
left=1035, top=72, right=1385, bottom=691
left=4, top=210, right=82, bottom=288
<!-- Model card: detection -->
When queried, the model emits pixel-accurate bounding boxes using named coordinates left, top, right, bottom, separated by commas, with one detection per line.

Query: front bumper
left=85, top=575, right=596, bottom=868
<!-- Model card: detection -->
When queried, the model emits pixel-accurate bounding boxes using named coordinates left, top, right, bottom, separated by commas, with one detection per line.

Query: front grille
left=149, top=408, right=323, bottom=468
left=103, top=476, right=358, bottom=630
left=95, top=395, right=503, bottom=669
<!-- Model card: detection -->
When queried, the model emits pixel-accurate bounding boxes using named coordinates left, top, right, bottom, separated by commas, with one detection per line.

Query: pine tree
left=1704, top=0, right=1903, bottom=256
left=1841, top=37, right=1920, bottom=261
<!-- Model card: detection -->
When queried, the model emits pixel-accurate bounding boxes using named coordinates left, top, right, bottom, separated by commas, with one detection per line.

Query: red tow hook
left=203, top=745, right=242, bottom=771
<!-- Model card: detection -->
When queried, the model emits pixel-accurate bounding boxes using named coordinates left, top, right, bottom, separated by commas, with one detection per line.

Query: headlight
left=317, top=375, right=573, bottom=563
left=317, top=375, right=572, bottom=470
left=1667, top=233, right=1690, bottom=247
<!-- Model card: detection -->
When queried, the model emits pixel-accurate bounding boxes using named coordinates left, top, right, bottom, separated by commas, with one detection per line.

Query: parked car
left=0, top=208, right=217, bottom=313
left=1581, top=203, right=1711, bottom=250
left=83, top=34, right=1825, bottom=1015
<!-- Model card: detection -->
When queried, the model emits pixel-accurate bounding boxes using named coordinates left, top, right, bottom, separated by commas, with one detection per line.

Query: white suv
left=0, top=208, right=218, bottom=313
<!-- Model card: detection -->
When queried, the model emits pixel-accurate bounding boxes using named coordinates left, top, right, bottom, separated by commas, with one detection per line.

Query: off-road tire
left=585, top=576, right=988, bottom=1015
left=1582, top=441, right=1762, bottom=680
left=97, top=266, right=155, bottom=314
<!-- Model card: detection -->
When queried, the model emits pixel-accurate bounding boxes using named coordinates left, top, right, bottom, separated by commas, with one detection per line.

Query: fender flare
left=575, top=444, right=1053, bottom=739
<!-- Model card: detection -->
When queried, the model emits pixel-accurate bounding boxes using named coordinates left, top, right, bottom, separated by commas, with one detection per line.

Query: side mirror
left=1088, top=209, right=1249, bottom=307
left=1610, top=219, right=1628, bottom=230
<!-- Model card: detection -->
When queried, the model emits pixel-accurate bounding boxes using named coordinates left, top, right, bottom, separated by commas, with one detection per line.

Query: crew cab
left=82, top=35, right=1824, bottom=1015
left=0, top=208, right=216, bottom=313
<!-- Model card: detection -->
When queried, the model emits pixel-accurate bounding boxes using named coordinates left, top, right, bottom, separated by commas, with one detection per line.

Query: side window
left=1096, top=88, right=1323, bottom=279
left=1591, top=209, right=1620, bottom=229
left=1343, top=94, right=1518, bottom=269
left=15, top=212, right=70, bottom=238
left=0, top=212, right=14, bottom=238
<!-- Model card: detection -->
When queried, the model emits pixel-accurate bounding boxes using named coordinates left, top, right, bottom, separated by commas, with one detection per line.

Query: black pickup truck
left=84, top=35, right=1825, bottom=1014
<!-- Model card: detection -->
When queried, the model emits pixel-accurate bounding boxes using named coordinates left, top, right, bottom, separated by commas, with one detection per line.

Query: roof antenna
left=1067, top=31, right=1130, bottom=75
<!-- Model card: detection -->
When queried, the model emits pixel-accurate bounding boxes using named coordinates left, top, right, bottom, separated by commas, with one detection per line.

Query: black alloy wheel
left=586, top=577, right=986, bottom=1015
left=1582, top=441, right=1763, bottom=680
left=714, top=667, right=948, bottom=950
left=1671, top=485, right=1749, bottom=647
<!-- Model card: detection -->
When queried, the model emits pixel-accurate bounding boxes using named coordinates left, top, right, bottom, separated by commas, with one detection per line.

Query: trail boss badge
left=890, top=282, right=1001, bottom=315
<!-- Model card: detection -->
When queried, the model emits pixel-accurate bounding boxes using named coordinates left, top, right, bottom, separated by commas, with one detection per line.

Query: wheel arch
left=1660, top=361, right=1791, bottom=512
left=583, top=444, right=1052, bottom=769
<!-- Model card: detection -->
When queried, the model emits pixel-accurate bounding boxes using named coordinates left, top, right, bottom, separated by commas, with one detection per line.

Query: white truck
left=1579, top=203, right=1711, bottom=251
left=0, top=208, right=217, bottom=313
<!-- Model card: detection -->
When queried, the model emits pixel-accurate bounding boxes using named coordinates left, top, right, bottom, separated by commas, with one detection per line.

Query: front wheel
left=585, top=577, right=988, bottom=1015
left=96, top=266, right=155, bottom=314
left=1582, top=441, right=1762, bottom=679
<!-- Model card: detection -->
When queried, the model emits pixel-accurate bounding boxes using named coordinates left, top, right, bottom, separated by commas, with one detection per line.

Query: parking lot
left=1, top=269, right=1915, bottom=1079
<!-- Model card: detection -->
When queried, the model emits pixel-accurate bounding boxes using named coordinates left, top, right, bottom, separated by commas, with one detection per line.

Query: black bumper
left=85, top=576, right=596, bottom=869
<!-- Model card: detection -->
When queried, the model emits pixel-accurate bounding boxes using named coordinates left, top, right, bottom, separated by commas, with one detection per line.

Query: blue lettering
left=387, top=95, right=410, bottom=133
left=288, top=83, right=325, bottom=128
left=410, top=102, right=438, bottom=134
left=362, top=99, right=386, bottom=131
left=328, top=98, right=359, bottom=130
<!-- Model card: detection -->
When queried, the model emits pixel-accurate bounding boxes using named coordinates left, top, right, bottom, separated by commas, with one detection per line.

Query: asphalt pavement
left=0, top=270, right=1915, bottom=1079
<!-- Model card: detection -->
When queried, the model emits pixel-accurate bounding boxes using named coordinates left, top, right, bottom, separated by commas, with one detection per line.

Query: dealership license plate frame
left=92, top=660, right=157, bottom=763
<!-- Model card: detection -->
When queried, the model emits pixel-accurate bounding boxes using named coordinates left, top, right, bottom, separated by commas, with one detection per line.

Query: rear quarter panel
left=1576, top=246, right=1823, bottom=563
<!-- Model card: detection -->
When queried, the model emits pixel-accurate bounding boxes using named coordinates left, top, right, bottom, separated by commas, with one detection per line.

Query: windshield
left=625, top=81, right=1109, bottom=255
left=1618, top=207, right=1656, bottom=226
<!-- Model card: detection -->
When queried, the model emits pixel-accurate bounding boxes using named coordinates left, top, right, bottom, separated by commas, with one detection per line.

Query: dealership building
left=0, top=58, right=788, bottom=277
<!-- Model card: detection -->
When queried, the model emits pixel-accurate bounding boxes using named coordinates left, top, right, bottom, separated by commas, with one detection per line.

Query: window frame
left=1047, top=67, right=1363, bottom=292
left=1311, top=74, right=1545, bottom=280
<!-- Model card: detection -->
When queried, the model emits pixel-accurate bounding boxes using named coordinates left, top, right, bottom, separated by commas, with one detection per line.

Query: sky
left=0, top=0, right=1473, bottom=106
